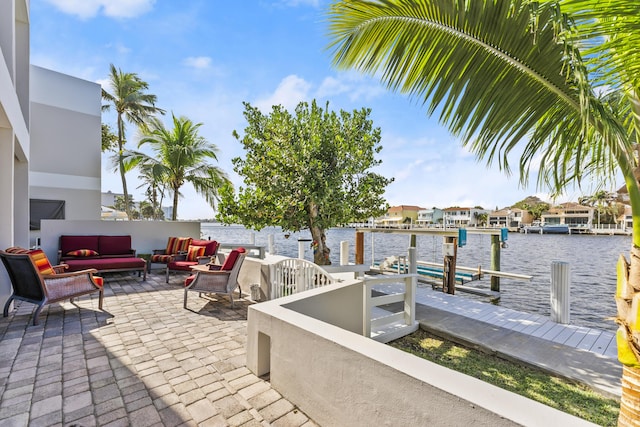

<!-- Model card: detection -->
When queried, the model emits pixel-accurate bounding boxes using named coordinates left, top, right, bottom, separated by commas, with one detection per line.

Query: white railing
left=270, top=258, right=334, bottom=299
left=362, top=273, right=418, bottom=343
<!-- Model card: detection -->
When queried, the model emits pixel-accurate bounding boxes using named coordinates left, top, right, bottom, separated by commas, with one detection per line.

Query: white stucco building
left=0, top=0, right=102, bottom=311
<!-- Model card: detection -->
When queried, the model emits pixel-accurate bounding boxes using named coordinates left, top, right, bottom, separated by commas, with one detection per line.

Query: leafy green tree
left=327, top=0, right=640, bottom=417
left=102, top=64, right=164, bottom=219
left=217, top=100, right=393, bottom=265
left=101, top=124, right=118, bottom=152
left=127, top=114, right=229, bottom=221
left=139, top=201, right=155, bottom=220
left=579, top=190, right=619, bottom=225
left=513, top=196, right=550, bottom=221
left=113, top=195, right=135, bottom=214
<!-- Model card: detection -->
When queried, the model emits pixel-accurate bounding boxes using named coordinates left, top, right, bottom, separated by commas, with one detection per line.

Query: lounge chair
left=183, top=248, right=246, bottom=309
left=1, top=249, right=104, bottom=325
left=165, top=239, right=219, bottom=283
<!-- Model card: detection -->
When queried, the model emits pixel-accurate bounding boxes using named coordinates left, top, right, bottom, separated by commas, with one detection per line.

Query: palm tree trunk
left=172, top=188, right=179, bottom=221
left=117, top=114, right=131, bottom=220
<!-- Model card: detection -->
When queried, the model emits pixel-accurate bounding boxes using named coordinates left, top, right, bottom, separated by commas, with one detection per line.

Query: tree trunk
left=117, top=114, right=131, bottom=220
left=310, top=225, right=331, bottom=265
left=617, top=245, right=640, bottom=426
left=172, top=188, right=179, bottom=221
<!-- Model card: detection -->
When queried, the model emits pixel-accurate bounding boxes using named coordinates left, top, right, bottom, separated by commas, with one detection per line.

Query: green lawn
left=390, top=329, right=619, bottom=426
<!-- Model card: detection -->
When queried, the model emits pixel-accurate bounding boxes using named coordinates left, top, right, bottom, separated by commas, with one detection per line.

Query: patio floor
left=0, top=271, right=317, bottom=427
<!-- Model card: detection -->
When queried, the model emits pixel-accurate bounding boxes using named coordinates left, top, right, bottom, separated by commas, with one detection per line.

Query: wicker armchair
left=0, top=250, right=104, bottom=325
left=184, top=249, right=246, bottom=309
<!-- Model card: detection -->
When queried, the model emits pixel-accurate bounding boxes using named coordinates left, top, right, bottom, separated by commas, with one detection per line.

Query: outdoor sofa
left=58, top=235, right=147, bottom=280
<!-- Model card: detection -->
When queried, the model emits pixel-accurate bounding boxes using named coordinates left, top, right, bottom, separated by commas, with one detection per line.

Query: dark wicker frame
left=1, top=250, right=104, bottom=325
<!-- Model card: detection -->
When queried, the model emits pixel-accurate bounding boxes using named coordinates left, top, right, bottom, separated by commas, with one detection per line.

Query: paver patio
left=0, top=271, right=317, bottom=427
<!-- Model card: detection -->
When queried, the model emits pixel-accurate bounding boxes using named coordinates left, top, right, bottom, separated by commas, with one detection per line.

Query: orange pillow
left=66, top=249, right=99, bottom=257
left=186, top=245, right=206, bottom=262
left=28, top=250, right=55, bottom=275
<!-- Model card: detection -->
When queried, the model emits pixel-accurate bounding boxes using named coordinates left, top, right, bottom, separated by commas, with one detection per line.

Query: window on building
left=30, top=199, right=65, bottom=230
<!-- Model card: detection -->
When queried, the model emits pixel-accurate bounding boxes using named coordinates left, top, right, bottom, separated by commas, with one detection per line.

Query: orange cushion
left=186, top=245, right=206, bottom=262
left=166, top=237, right=192, bottom=255
left=28, top=249, right=55, bottom=275
left=66, top=249, right=99, bottom=257
left=93, top=276, right=104, bottom=287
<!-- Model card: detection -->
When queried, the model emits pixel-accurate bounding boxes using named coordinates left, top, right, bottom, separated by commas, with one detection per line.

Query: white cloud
left=183, top=56, right=212, bottom=70
left=45, top=0, right=155, bottom=19
left=254, top=75, right=312, bottom=112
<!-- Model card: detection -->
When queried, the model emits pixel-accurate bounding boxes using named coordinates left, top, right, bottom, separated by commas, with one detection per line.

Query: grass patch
left=390, top=329, right=619, bottom=426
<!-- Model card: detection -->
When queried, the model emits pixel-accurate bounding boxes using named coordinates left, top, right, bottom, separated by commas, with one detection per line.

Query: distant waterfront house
left=416, top=208, right=443, bottom=226
left=443, top=207, right=491, bottom=227
left=488, top=208, right=532, bottom=228
left=541, top=202, right=594, bottom=227
left=619, top=205, right=633, bottom=230
left=375, top=205, right=423, bottom=227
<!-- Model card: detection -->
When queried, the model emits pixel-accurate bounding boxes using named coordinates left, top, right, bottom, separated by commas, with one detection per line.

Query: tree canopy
left=217, top=100, right=393, bottom=264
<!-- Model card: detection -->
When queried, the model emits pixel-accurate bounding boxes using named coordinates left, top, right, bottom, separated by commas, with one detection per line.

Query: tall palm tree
left=102, top=64, right=165, bottom=219
left=136, top=162, right=167, bottom=220
left=327, top=0, right=640, bottom=423
left=127, top=114, right=230, bottom=220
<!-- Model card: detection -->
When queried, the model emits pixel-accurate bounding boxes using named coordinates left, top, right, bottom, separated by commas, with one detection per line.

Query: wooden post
left=443, top=236, right=457, bottom=294
left=355, top=231, right=364, bottom=265
left=410, top=234, right=416, bottom=248
left=491, top=235, right=500, bottom=291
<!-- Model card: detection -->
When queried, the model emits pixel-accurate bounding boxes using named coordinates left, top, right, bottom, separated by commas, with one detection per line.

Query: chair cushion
left=220, top=247, right=246, bottom=271
left=99, top=235, right=132, bottom=255
left=168, top=260, right=197, bottom=271
left=93, top=276, right=104, bottom=287
left=28, top=249, right=55, bottom=275
left=151, top=254, right=173, bottom=263
left=66, top=249, right=100, bottom=257
left=190, top=240, right=218, bottom=256
left=165, top=237, right=192, bottom=255
left=184, top=274, right=196, bottom=287
left=186, top=245, right=206, bottom=262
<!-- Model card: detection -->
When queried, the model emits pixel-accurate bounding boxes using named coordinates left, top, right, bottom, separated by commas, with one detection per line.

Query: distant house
left=542, top=202, right=594, bottom=227
left=376, top=205, right=423, bottom=227
left=488, top=208, right=532, bottom=228
left=619, top=205, right=632, bottom=230
left=443, top=207, right=491, bottom=227
left=416, top=208, right=444, bottom=226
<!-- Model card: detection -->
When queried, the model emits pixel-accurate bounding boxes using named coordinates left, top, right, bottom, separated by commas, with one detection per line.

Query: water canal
left=201, top=223, right=629, bottom=332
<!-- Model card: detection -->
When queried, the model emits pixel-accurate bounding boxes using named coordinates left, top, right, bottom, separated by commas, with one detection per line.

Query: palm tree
left=136, top=162, right=167, bottom=220
left=102, top=64, right=165, bottom=219
left=127, top=114, right=230, bottom=220
left=327, top=0, right=640, bottom=422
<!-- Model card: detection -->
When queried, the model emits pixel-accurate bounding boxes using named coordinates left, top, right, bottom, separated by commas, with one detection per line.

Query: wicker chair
left=183, top=248, right=246, bottom=309
left=0, top=250, right=104, bottom=325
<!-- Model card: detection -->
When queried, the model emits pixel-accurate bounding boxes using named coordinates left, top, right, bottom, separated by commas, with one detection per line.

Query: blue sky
left=30, top=0, right=604, bottom=220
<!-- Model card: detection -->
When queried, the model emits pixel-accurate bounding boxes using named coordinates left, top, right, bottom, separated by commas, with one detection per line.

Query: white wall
left=40, top=220, right=201, bottom=263
left=247, top=284, right=594, bottom=427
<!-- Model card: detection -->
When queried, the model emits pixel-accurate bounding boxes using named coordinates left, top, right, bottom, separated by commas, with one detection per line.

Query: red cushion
left=190, top=240, right=218, bottom=256
left=168, top=260, right=197, bottom=271
left=93, top=276, right=104, bottom=287
left=220, top=247, right=245, bottom=271
left=99, top=235, right=132, bottom=255
left=64, top=257, right=145, bottom=272
left=184, top=274, right=196, bottom=287
left=60, top=235, right=99, bottom=255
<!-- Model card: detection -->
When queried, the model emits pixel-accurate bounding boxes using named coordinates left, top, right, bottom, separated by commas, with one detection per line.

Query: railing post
left=490, top=234, right=501, bottom=291
left=355, top=231, right=364, bottom=264
left=268, top=234, right=274, bottom=254
left=363, top=280, right=372, bottom=338
left=340, top=241, right=349, bottom=265
left=550, top=261, right=570, bottom=324
left=407, top=248, right=417, bottom=326
left=249, top=232, right=255, bottom=245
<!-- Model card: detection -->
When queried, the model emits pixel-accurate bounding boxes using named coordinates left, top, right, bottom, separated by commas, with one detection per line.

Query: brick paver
left=0, top=271, right=314, bottom=426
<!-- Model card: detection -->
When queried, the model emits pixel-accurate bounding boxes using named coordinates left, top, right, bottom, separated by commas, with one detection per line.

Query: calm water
left=202, top=223, right=630, bottom=332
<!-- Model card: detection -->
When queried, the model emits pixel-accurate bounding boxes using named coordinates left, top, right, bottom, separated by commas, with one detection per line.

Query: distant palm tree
left=136, top=162, right=167, bottom=220
left=102, top=64, right=165, bottom=219
left=127, top=114, right=230, bottom=220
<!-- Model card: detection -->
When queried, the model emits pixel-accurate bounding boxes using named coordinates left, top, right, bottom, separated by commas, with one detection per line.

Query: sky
left=29, top=0, right=616, bottom=220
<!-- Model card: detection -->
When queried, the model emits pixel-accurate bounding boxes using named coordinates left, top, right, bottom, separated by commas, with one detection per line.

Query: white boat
left=521, top=222, right=569, bottom=234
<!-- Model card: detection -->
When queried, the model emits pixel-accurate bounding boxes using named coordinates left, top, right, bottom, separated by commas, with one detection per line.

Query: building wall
left=29, top=65, right=102, bottom=246
left=0, top=0, right=30, bottom=311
